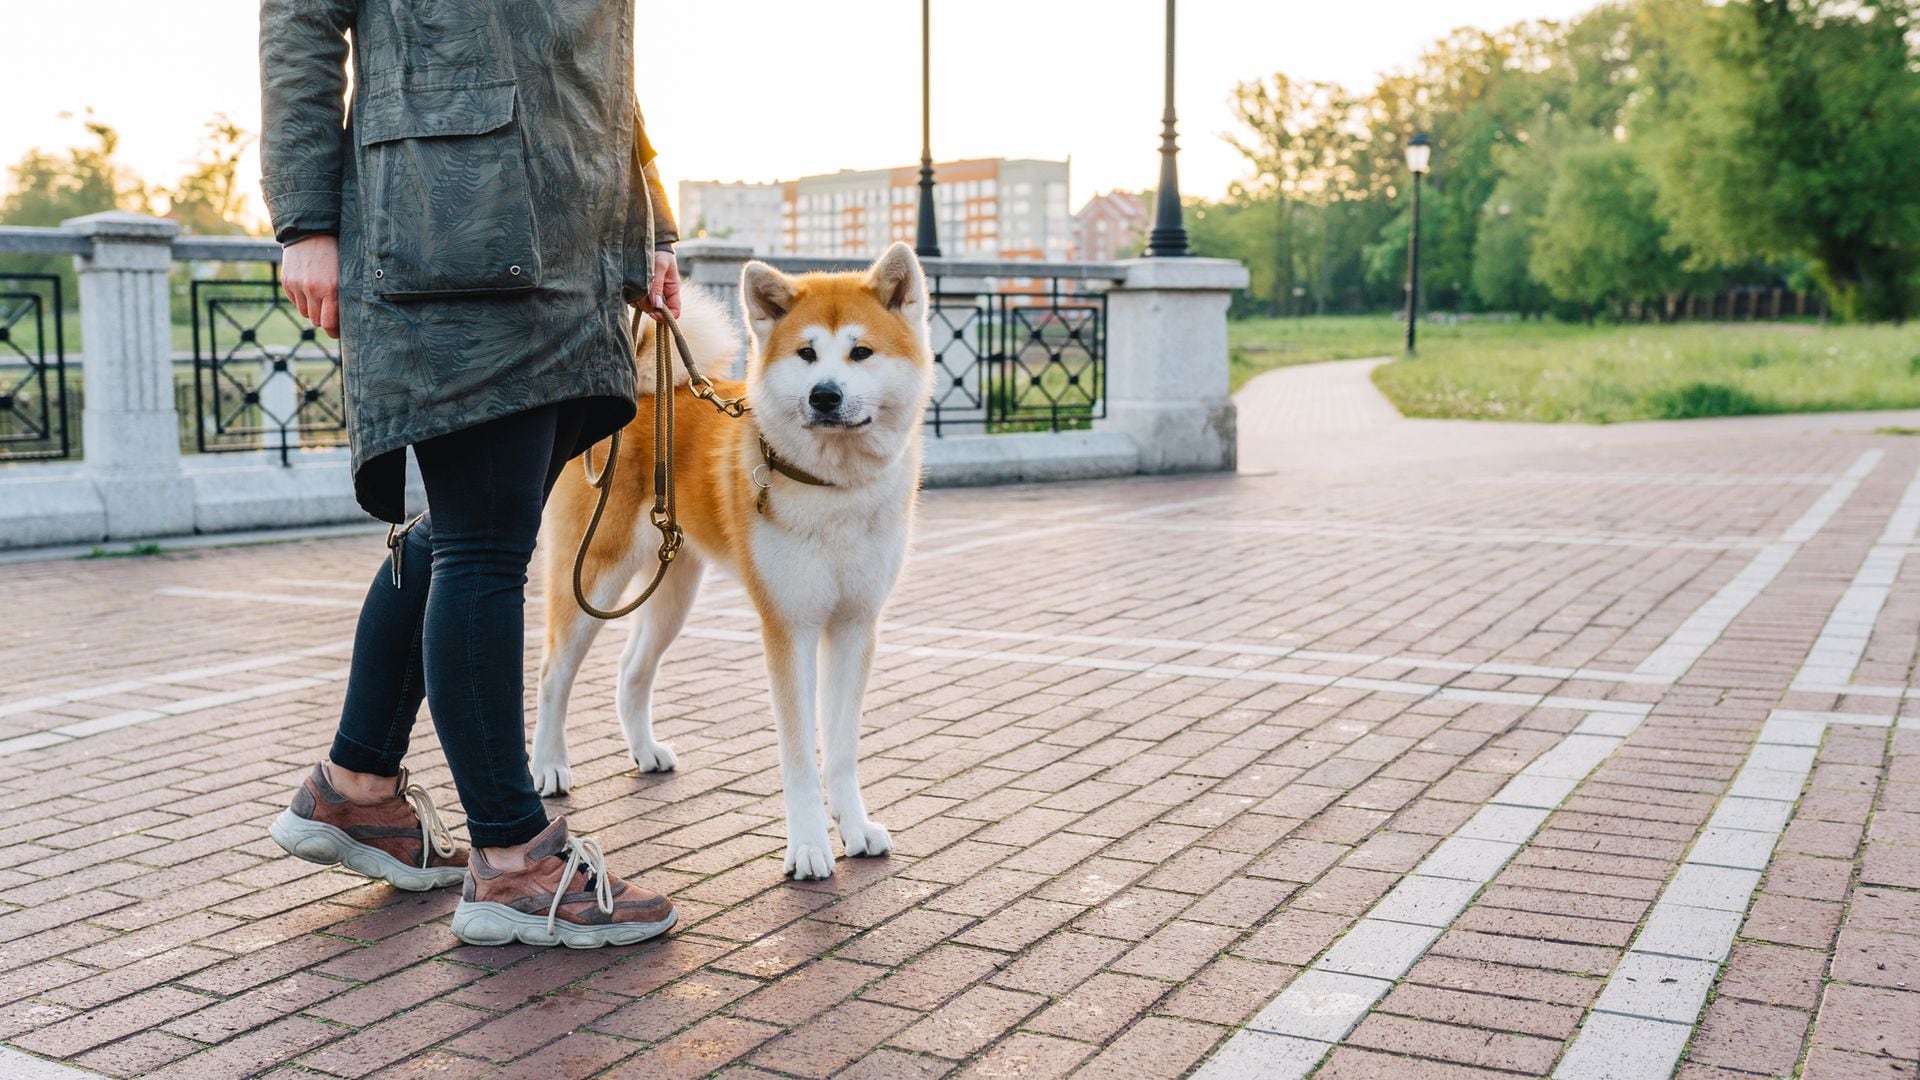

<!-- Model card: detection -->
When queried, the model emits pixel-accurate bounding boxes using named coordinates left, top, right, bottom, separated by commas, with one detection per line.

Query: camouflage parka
left=259, top=0, right=673, bottom=522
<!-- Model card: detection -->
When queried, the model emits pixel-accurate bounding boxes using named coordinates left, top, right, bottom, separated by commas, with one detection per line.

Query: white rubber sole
left=269, top=808, right=466, bottom=892
left=450, top=899, right=677, bottom=948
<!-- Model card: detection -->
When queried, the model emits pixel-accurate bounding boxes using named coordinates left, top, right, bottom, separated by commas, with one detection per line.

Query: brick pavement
left=0, top=359, right=1917, bottom=1079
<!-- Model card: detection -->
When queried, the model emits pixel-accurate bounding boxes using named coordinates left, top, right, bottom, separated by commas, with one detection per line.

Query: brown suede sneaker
left=451, top=817, right=676, bottom=948
left=269, top=762, right=468, bottom=891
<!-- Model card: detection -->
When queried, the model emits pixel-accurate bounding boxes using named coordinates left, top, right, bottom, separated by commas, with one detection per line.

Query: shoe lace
left=546, top=835, right=614, bottom=938
left=402, top=783, right=458, bottom=870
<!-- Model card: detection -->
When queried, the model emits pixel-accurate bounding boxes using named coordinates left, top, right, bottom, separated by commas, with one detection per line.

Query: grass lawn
left=1230, top=314, right=1920, bottom=423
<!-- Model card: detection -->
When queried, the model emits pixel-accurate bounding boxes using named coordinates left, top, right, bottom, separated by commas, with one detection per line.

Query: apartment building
left=680, top=158, right=1070, bottom=261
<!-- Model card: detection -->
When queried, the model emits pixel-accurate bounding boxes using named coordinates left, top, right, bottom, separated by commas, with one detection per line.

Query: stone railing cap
left=61, top=210, right=180, bottom=240
left=676, top=238, right=757, bottom=259
left=1118, top=257, right=1251, bottom=291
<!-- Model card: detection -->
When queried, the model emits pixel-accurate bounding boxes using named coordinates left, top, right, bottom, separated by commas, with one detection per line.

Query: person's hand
left=281, top=235, right=341, bottom=338
left=636, top=249, right=681, bottom=320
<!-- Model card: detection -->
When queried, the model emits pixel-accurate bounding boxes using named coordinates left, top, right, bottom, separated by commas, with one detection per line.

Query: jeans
left=329, top=402, right=588, bottom=849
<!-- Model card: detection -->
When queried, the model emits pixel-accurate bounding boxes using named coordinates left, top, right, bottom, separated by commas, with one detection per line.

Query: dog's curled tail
left=633, top=285, right=743, bottom=395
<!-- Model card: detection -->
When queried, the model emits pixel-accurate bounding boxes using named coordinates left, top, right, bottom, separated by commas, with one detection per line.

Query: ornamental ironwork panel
left=920, top=273, right=1106, bottom=437
left=191, top=276, right=346, bottom=464
left=0, top=274, right=70, bottom=461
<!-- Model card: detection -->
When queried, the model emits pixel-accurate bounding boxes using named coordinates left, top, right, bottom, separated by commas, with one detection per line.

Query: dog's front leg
left=765, top=620, right=835, bottom=879
left=820, top=614, right=889, bottom=858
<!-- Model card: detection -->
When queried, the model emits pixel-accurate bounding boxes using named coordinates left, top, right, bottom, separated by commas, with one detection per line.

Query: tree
left=0, top=116, right=146, bottom=228
left=1530, top=137, right=1684, bottom=317
left=1643, top=0, right=1920, bottom=321
left=165, top=115, right=253, bottom=236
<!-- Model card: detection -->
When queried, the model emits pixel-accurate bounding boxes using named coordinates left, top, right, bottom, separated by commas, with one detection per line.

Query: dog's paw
left=838, top=818, right=892, bottom=859
left=532, top=760, right=572, bottom=797
left=631, top=740, right=677, bottom=773
left=783, top=833, right=836, bottom=880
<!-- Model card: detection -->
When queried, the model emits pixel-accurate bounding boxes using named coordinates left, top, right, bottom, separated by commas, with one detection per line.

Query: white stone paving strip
left=1193, top=710, right=1648, bottom=1080
left=0, top=1046, right=112, bottom=1080
left=1635, top=450, right=1881, bottom=680
left=1792, top=461, right=1920, bottom=695
left=1551, top=707, right=1903, bottom=1079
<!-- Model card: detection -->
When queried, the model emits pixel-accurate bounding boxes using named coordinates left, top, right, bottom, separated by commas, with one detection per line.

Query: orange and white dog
left=532, top=243, right=932, bottom=880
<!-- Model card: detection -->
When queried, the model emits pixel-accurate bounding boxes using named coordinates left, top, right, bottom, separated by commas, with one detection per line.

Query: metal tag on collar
left=751, top=462, right=772, bottom=515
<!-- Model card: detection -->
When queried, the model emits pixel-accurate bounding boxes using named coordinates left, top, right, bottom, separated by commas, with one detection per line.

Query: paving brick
left=1348, top=1013, right=1562, bottom=1073
left=1067, top=1015, right=1224, bottom=1079
left=889, top=983, right=1046, bottom=1057
left=1741, top=894, right=1843, bottom=949
left=946, top=1032, right=1089, bottom=1079
left=440, top=989, right=622, bottom=1063
left=1377, top=981, right=1583, bottom=1039
left=859, top=943, right=1003, bottom=1010
left=749, top=1000, right=919, bottom=1078
left=1687, top=999, right=1811, bottom=1074
left=1812, top=983, right=1920, bottom=1061
left=609, top=1015, right=783, bottom=1080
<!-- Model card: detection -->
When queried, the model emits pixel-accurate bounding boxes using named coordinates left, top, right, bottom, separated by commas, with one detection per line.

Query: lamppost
left=913, top=0, right=941, bottom=258
left=1145, top=0, right=1189, bottom=257
left=1403, top=131, right=1431, bottom=354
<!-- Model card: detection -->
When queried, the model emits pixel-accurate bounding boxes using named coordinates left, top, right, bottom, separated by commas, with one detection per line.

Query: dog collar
left=753, top=436, right=833, bottom=515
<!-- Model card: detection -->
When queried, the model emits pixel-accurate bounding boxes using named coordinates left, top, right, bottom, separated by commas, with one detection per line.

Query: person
left=257, top=0, right=680, bottom=947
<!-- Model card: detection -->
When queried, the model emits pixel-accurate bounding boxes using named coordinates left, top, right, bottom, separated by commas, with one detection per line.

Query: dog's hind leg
left=820, top=614, right=889, bottom=858
left=616, top=554, right=703, bottom=773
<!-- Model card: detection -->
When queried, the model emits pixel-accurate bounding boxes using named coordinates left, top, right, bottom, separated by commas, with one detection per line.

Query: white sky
left=3, top=0, right=1600, bottom=228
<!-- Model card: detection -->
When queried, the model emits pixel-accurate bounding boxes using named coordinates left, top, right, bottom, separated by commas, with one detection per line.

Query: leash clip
left=386, top=514, right=424, bottom=590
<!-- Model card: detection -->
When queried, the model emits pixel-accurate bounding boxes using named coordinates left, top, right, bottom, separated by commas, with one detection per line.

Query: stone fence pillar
left=66, top=211, right=194, bottom=537
left=675, top=238, right=755, bottom=377
left=1098, top=257, right=1249, bottom=473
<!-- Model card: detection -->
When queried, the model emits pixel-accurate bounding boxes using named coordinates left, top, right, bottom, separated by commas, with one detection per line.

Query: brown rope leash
left=571, top=309, right=748, bottom=621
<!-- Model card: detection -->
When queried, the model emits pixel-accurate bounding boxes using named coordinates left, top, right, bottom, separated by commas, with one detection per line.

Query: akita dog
left=532, top=243, right=932, bottom=880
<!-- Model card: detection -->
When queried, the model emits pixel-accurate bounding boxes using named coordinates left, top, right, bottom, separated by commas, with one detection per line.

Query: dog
left=531, top=242, right=933, bottom=880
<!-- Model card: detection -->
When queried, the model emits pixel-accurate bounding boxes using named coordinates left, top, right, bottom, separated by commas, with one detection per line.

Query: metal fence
left=0, top=274, right=70, bottom=461
left=922, top=272, right=1107, bottom=436
left=189, top=274, right=347, bottom=463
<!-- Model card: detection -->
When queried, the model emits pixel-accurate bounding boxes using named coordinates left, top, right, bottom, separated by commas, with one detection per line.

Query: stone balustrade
left=0, top=216, right=1246, bottom=550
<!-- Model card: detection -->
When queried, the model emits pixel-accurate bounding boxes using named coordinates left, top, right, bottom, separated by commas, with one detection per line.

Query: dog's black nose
left=809, top=383, right=843, bottom=414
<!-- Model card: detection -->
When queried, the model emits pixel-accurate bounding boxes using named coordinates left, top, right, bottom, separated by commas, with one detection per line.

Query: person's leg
left=327, top=520, right=434, bottom=792
left=412, top=403, right=577, bottom=855
left=325, top=403, right=585, bottom=800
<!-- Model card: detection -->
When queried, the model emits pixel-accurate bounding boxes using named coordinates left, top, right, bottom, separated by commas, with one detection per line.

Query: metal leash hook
left=387, top=513, right=425, bottom=589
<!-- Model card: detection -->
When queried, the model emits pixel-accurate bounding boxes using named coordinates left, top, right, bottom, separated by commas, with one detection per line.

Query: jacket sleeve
left=258, top=0, right=355, bottom=244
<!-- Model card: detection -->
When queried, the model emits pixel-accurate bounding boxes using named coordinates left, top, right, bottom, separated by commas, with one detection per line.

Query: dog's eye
left=849, top=346, right=873, bottom=361
left=797, top=347, right=817, bottom=363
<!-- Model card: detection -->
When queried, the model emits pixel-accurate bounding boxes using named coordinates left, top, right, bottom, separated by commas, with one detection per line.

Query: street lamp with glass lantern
left=1404, top=131, right=1431, bottom=354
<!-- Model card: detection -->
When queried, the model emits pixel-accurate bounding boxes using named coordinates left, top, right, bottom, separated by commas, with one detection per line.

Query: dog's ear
left=740, top=261, right=795, bottom=353
left=865, top=242, right=927, bottom=324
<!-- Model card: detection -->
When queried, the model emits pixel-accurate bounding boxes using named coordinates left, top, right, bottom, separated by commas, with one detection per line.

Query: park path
left=0, top=362, right=1915, bottom=1079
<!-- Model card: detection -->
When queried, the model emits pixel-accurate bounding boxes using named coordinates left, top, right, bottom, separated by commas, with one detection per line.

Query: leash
left=572, top=308, right=748, bottom=621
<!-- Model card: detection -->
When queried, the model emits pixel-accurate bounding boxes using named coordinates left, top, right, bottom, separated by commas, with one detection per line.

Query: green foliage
left=1203, top=0, right=1920, bottom=325
left=165, top=116, right=254, bottom=237
left=1642, top=0, right=1920, bottom=321
left=1529, top=137, right=1682, bottom=314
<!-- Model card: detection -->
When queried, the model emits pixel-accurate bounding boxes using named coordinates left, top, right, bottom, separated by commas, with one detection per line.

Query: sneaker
left=451, top=817, right=676, bottom=948
left=269, top=762, right=468, bottom=891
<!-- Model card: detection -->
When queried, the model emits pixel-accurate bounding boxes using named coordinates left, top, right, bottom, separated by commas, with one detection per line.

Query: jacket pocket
left=356, top=82, right=540, bottom=301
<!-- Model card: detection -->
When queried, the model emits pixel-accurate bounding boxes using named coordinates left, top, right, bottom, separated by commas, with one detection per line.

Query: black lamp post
left=913, top=0, right=941, bottom=258
left=1145, top=0, right=1189, bottom=257
left=1403, top=131, right=1431, bottom=354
